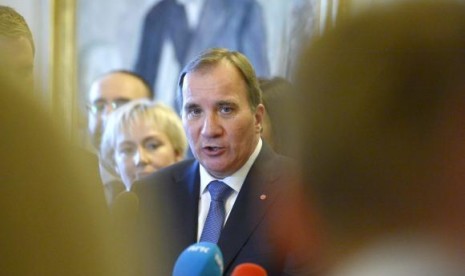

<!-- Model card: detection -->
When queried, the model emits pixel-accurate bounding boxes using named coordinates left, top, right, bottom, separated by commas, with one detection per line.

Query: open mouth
left=203, top=146, right=224, bottom=154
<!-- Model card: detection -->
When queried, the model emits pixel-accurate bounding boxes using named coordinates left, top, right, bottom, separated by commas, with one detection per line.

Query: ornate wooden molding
left=50, top=0, right=77, bottom=140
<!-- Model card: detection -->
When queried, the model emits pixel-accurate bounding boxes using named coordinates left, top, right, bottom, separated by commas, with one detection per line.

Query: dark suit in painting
left=134, top=0, right=269, bottom=91
left=134, top=143, right=314, bottom=275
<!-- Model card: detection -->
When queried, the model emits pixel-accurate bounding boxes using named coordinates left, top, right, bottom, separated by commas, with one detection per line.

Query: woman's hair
left=100, top=99, right=187, bottom=172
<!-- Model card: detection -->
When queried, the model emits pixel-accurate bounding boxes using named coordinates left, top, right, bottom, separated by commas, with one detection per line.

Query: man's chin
left=202, top=163, right=231, bottom=179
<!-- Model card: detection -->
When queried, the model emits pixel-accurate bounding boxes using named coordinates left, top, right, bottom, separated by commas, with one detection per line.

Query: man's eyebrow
left=114, top=97, right=131, bottom=101
left=184, top=102, right=200, bottom=110
left=217, top=100, right=238, bottom=107
left=92, top=98, right=106, bottom=103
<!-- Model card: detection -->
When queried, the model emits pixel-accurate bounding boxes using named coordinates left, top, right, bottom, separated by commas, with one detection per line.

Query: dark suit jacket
left=134, top=143, right=314, bottom=275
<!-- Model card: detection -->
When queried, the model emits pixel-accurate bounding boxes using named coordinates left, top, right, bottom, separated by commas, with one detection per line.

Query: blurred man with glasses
left=87, top=70, right=153, bottom=203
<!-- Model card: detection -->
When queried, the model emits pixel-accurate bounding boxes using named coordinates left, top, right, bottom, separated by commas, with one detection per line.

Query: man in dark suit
left=134, top=48, right=314, bottom=275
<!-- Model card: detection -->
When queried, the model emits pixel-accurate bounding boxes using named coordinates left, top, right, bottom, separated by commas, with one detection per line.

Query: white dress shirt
left=197, top=139, right=263, bottom=241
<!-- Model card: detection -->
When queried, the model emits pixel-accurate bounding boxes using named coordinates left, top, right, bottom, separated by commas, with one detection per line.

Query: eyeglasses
left=87, top=98, right=131, bottom=114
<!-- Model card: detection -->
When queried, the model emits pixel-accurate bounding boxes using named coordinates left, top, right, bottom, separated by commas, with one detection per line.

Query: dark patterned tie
left=199, top=180, right=233, bottom=243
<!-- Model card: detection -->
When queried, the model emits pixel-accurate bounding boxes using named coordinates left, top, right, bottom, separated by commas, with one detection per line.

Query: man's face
left=87, top=73, right=150, bottom=150
left=181, top=62, right=264, bottom=179
left=0, top=36, right=34, bottom=89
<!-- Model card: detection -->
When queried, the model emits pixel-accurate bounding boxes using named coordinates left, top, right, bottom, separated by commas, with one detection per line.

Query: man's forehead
left=183, top=64, right=244, bottom=90
left=89, top=73, right=149, bottom=100
left=182, top=80, right=241, bottom=101
left=181, top=66, right=249, bottom=109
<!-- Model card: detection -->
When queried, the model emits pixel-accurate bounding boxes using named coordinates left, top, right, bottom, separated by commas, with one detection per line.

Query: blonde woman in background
left=100, top=99, right=187, bottom=193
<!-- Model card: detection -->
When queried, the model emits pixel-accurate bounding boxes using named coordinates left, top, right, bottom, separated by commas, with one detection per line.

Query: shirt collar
left=200, top=138, right=263, bottom=194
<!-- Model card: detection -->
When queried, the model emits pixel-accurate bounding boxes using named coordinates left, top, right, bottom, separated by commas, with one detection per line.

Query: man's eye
left=92, top=101, right=106, bottom=112
left=220, top=106, right=233, bottom=114
left=187, top=107, right=202, bottom=118
left=112, top=98, right=131, bottom=109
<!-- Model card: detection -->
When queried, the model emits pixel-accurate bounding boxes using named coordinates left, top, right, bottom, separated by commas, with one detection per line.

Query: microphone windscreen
left=172, top=242, right=223, bottom=276
left=231, top=263, right=268, bottom=276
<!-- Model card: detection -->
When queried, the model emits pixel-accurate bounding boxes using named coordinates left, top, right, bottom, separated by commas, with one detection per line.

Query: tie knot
left=208, top=181, right=232, bottom=202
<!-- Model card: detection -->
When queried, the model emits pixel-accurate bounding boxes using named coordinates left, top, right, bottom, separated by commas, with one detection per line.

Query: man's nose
left=201, top=113, right=222, bottom=137
left=101, top=104, right=116, bottom=122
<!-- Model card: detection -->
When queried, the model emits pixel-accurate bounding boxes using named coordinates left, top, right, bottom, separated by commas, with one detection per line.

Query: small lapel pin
left=260, top=194, right=267, bottom=200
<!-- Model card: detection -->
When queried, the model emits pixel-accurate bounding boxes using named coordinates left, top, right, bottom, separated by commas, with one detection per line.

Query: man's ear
left=254, top=104, right=265, bottom=133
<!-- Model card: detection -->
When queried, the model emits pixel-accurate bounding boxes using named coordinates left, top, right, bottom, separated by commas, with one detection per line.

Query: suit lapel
left=217, top=144, right=282, bottom=270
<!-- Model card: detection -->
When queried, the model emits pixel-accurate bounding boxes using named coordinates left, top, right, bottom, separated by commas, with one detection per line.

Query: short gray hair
left=177, top=48, right=262, bottom=112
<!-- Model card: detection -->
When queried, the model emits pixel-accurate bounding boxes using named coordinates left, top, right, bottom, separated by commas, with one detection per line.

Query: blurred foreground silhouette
left=0, top=72, right=138, bottom=275
left=295, top=2, right=465, bottom=275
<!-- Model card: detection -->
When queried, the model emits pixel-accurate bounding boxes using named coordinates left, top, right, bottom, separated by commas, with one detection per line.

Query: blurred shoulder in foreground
left=0, top=73, right=133, bottom=275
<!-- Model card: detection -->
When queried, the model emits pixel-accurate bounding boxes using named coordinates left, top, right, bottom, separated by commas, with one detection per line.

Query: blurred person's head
left=0, top=70, right=133, bottom=275
left=0, top=6, right=34, bottom=89
left=178, top=48, right=265, bottom=178
left=87, top=70, right=153, bottom=150
left=100, top=99, right=187, bottom=190
left=259, top=76, right=295, bottom=156
left=295, top=1, right=465, bottom=261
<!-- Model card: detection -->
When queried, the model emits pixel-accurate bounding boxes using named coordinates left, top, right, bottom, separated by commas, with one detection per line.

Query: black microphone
left=172, top=242, right=224, bottom=276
